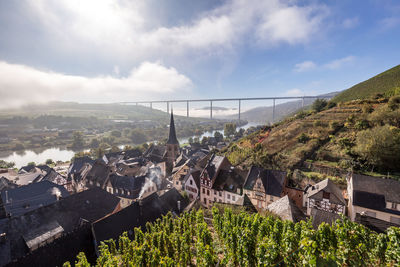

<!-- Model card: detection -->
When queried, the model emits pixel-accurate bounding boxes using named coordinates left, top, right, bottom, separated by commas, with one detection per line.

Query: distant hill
left=332, top=64, right=400, bottom=103
left=226, top=92, right=338, bottom=124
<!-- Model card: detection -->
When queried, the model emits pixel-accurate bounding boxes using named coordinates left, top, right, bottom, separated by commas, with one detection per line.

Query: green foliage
left=388, top=95, right=400, bottom=111
left=354, top=119, right=370, bottom=130
left=298, top=133, right=310, bottom=144
left=72, top=131, right=85, bottom=148
left=224, top=123, right=236, bottom=138
left=45, top=158, right=54, bottom=165
left=69, top=208, right=400, bottom=267
left=355, top=125, right=400, bottom=170
left=312, top=99, right=328, bottom=112
left=214, top=131, right=224, bottom=142
left=332, top=64, right=400, bottom=103
left=27, top=161, right=36, bottom=166
left=0, top=160, right=15, bottom=168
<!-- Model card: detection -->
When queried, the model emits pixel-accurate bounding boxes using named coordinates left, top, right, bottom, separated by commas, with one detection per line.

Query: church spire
left=167, top=110, right=179, bottom=145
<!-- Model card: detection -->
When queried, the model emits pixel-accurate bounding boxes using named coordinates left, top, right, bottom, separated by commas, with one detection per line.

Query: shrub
left=312, top=99, right=328, bottom=112
left=327, top=101, right=336, bottom=109
left=354, top=119, right=370, bottom=130
left=388, top=95, right=400, bottom=111
left=362, top=104, right=374, bottom=113
left=297, top=133, right=310, bottom=144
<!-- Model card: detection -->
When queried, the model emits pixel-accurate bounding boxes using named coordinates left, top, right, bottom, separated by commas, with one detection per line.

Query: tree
left=355, top=125, right=400, bottom=170
left=72, top=131, right=85, bottom=148
left=0, top=160, right=15, bottom=168
left=201, top=136, right=208, bottom=145
left=45, top=159, right=54, bottom=165
left=214, top=131, right=223, bottom=142
left=129, top=129, right=147, bottom=144
left=312, top=99, right=328, bottom=112
left=28, top=162, right=36, bottom=166
left=110, top=130, right=122, bottom=138
left=89, top=138, right=100, bottom=148
left=224, top=123, right=236, bottom=138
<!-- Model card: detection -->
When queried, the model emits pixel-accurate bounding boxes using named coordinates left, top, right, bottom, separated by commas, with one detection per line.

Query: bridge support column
left=238, top=99, right=241, bottom=121
left=187, top=101, right=189, bottom=117
left=150, top=102, right=152, bottom=110
left=210, top=100, right=213, bottom=119
left=167, top=101, right=169, bottom=114
left=302, top=97, right=304, bottom=108
left=272, top=99, right=276, bottom=123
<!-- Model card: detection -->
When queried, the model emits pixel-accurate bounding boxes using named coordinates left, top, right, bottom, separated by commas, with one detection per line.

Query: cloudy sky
left=0, top=0, right=399, bottom=109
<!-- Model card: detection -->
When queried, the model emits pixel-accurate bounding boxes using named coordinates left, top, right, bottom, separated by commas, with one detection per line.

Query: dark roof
left=201, top=154, right=227, bottom=181
left=267, top=195, right=307, bottom=223
left=3, top=188, right=120, bottom=264
left=18, top=165, right=36, bottom=173
left=310, top=208, right=342, bottom=229
left=122, top=149, right=142, bottom=159
left=353, top=190, right=400, bottom=216
left=68, top=156, right=94, bottom=181
left=144, top=144, right=166, bottom=163
left=212, top=169, right=245, bottom=193
left=108, top=174, right=146, bottom=199
left=85, top=160, right=111, bottom=187
left=352, top=174, right=400, bottom=204
left=92, top=188, right=188, bottom=247
left=355, top=213, right=400, bottom=233
left=184, top=170, right=201, bottom=189
left=166, top=111, right=179, bottom=145
left=306, top=178, right=345, bottom=205
left=0, top=181, right=69, bottom=217
left=244, top=166, right=286, bottom=197
left=0, top=176, right=17, bottom=191
left=36, top=169, right=66, bottom=184
left=36, top=165, right=52, bottom=174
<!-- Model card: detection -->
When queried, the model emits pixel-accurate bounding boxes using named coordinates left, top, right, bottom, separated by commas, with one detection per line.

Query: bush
left=45, top=159, right=54, bottom=165
left=388, top=95, right=400, bottom=111
left=312, top=99, right=328, bottom=112
left=327, top=101, right=336, bottom=109
left=362, top=104, right=374, bottom=113
left=354, top=120, right=370, bottom=130
left=297, top=133, right=310, bottom=144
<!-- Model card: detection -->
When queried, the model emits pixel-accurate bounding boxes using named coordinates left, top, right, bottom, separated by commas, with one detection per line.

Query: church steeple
left=167, top=110, right=179, bottom=145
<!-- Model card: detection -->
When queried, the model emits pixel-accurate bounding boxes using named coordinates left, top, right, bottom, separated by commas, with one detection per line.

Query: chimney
left=177, top=200, right=181, bottom=212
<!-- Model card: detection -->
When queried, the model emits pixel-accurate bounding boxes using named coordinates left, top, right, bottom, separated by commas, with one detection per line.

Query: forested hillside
left=66, top=208, right=400, bottom=266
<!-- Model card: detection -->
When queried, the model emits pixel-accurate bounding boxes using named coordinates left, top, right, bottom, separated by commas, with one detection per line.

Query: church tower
left=165, top=110, right=180, bottom=169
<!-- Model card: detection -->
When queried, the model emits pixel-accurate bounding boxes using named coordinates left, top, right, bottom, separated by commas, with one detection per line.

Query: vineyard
left=65, top=208, right=400, bottom=266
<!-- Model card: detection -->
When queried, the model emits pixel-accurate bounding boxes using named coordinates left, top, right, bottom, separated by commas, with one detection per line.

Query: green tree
left=0, top=160, right=15, bottom=168
left=224, top=123, right=236, bottom=138
left=72, top=131, right=85, bottom=148
left=355, top=125, right=400, bottom=170
left=28, top=161, right=36, bottom=166
left=129, top=129, right=147, bottom=144
left=312, top=99, right=328, bottom=112
left=45, top=159, right=54, bottom=165
left=214, top=131, right=223, bottom=142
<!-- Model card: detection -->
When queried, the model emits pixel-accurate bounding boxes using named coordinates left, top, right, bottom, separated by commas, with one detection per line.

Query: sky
left=0, top=0, right=399, bottom=111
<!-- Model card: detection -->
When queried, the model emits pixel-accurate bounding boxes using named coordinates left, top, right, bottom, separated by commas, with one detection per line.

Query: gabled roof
left=306, top=178, right=345, bottom=204
left=353, top=190, right=400, bottom=216
left=85, top=160, right=111, bottom=187
left=166, top=111, right=179, bottom=145
left=0, top=176, right=17, bottom=191
left=184, top=170, right=201, bottom=189
left=310, top=208, right=342, bottom=229
left=144, top=144, right=166, bottom=163
left=212, top=168, right=245, bottom=193
left=68, top=156, right=94, bottom=175
left=351, top=174, right=400, bottom=204
left=0, top=181, right=69, bottom=217
left=244, top=166, right=286, bottom=197
left=201, top=154, right=227, bottom=181
left=18, top=165, right=37, bottom=173
left=108, top=174, right=146, bottom=199
left=267, top=195, right=306, bottom=223
left=92, top=188, right=188, bottom=247
left=122, top=149, right=142, bottom=159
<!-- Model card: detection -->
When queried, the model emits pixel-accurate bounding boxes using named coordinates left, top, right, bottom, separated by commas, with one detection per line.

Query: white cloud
left=285, top=88, right=304, bottom=96
left=0, top=61, right=192, bottom=109
left=26, top=0, right=329, bottom=61
left=324, top=56, right=355, bottom=69
left=380, top=16, right=400, bottom=30
left=342, top=17, right=359, bottom=29
left=294, top=61, right=316, bottom=72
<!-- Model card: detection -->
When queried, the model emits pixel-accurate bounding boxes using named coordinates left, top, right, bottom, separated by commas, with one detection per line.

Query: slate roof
left=184, top=170, right=201, bottom=189
left=122, top=148, right=142, bottom=159
left=144, top=144, right=166, bottom=163
left=14, top=172, right=44, bottom=185
left=23, top=220, right=64, bottom=250
left=244, top=166, right=286, bottom=197
left=267, top=195, right=307, bottom=223
left=351, top=174, right=400, bottom=204
left=108, top=174, right=146, bottom=199
left=0, top=176, right=17, bottom=191
left=212, top=168, right=245, bottom=193
left=18, top=165, right=36, bottom=173
left=306, top=178, right=345, bottom=204
left=310, top=208, right=342, bottom=229
left=201, top=154, right=226, bottom=181
left=68, top=156, right=94, bottom=175
left=166, top=111, right=179, bottom=145
left=92, top=188, right=188, bottom=247
left=85, top=160, right=111, bottom=188
left=3, top=188, right=120, bottom=264
left=355, top=213, right=400, bottom=233
left=0, top=181, right=69, bottom=217
left=353, top=190, right=400, bottom=216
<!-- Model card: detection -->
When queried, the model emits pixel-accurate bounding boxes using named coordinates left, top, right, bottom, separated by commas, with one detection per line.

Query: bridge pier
left=150, top=102, right=152, bottom=110
left=186, top=101, right=189, bottom=117
left=238, top=99, right=241, bottom=121
left=167, top=101, right=169, bottom=114
left=210, top=100, right=213, bottom=119
left=272, top=99, right=276, bottom=123
left=302, top=97, right=304, bottom=108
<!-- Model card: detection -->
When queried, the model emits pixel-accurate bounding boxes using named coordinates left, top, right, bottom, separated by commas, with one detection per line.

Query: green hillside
left=332, top=64, right=400, bottom=103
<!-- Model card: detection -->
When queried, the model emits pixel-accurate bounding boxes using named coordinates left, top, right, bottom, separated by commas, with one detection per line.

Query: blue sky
left=0, top=0, right=399, bottom=109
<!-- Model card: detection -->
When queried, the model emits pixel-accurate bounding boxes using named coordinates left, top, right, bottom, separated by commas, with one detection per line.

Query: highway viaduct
left=120, top=96, right=323, bottom=122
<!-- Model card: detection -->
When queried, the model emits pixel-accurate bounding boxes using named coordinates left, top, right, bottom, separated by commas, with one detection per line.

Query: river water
left=0, top=123, right=260, bottom=168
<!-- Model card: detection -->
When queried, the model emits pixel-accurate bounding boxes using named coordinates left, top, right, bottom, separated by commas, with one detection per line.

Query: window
left=203, top=198, right=207, bottom=204
left=190, top=180, right=193, bottom=185
left=392, top=202, right=398, bottom=210
left=323, top=191, right=330, bottom=199
left=227, top=194, right=230, bottom=199
left=232, top=195, right=235, bottom=201
left=207, top=190, right=210, bottom=196
left=214, top=197, right=217, bottom=202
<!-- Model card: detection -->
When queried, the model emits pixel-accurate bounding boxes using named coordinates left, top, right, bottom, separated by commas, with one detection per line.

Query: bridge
left=120, top=96, right=323, bottom=122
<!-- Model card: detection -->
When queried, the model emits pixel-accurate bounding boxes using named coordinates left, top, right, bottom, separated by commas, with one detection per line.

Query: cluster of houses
left=0, top=111, right=399, bottom=266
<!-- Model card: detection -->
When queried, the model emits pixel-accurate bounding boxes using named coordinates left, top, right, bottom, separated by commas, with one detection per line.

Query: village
left=0, top=111, right=399, bottom=266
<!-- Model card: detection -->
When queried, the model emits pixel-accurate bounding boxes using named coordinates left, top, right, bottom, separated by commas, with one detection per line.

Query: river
left=0, top=123, right=260, bottom=168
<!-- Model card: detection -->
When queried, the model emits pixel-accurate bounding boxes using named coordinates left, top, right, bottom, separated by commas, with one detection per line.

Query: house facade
left=347, top=174, right=400, bottom=226
left=243, top=167, right=287, bottom=211
left=183, top=170, right=200, bottom=200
